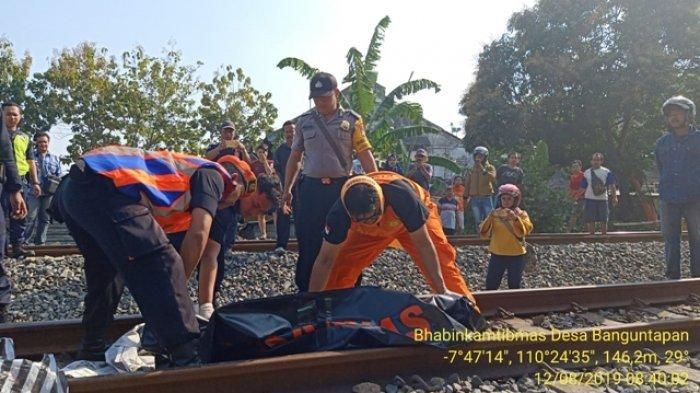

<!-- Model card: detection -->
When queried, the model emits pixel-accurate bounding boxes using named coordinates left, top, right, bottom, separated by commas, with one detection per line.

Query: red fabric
left=569, top=171, right=585, bottom=200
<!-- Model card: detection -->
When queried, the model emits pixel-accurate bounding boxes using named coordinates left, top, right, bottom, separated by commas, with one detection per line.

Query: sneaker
left=198, top=303, right=214, bottom=320
left=274, top=247, right=286, bottom=255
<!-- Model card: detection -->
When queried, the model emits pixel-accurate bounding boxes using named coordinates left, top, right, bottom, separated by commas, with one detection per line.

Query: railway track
left=2, top=279, right=698, bottom=392
left=26, top=231, right=686, bottom=256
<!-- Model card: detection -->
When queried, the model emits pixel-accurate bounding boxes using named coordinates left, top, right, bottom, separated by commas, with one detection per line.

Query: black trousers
left=294, top=176, right=346, bottom=292
left=57, top=166, right=199, bottom=350
left=2, top=185, right=27, bottom=246
left=0, top=181, right=10, bottom=307
left=275, top=186, right=296, bottom=249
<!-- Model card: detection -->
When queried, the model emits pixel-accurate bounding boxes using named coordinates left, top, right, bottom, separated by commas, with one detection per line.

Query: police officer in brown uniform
left=283, top=72, right=377, bottom=291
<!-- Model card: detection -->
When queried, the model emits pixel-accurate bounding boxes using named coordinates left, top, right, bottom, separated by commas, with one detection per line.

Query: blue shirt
left=33, top=150, right=62, bottom=186
left=654, top=127, right=700, bottom=204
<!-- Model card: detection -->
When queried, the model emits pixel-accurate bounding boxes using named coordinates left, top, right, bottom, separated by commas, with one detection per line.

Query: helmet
left=662, top=96, right=695, bottom=123
left=217, top=155, right=257, bottom=194
left=473, top=146, right=489, bottom=158
left=497, top=183, right=522, bottom=208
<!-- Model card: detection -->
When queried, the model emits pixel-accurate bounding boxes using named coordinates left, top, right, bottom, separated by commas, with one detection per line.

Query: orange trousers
left=325, top=205, right=478, bottom=307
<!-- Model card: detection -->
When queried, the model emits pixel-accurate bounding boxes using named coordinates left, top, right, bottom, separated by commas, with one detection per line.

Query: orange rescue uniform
left=325, top=172, right=477, bottom=307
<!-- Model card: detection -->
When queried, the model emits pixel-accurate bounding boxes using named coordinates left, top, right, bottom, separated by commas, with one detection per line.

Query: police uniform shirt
left=323, top=179, right=430, bottom=244
left=291, top=108, right=372, bottom=178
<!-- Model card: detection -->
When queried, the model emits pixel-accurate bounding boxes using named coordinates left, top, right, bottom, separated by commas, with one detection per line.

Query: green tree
left=0, top=39, right=59, bottom=132
left=460, top=0, right=699, bottom=197
left=41, top=42, right=123, bottom=161
left=118, top=46, right=201, bottom=152
left=277, top=16, right=443, bottom=157
left=519, top=141, right=570, bottom=232
left=197, top=65, right=278, bottom=149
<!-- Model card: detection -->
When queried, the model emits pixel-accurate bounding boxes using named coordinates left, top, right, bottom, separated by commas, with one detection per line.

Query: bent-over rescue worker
left=196, top=155, right=281, bottom=319
left=283, top=72, right=377, bottom=292
left=52, top=146, right=243, bottom=367
left=307, top=172, right=478, bottom=308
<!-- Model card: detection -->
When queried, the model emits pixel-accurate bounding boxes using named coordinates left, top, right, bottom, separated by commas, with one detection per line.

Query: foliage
left=460, top=0, right=700, bottom=193
left=40, top=42, right=123, bottom=161
left=117, top=46, right=201, bottom=152
left=519, top=141, right=570, bottom=233
left=197, top=65, right=278, bottom=150
left=0, top=39, right=277, bottom=162
left=0, top=39, right=60, bottom=132
left=277, top=15, right=443, bottom=158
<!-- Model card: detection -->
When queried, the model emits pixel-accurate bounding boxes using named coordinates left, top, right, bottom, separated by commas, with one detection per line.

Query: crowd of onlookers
left=386, top=146, right=620, bottom=238
left=2, top=94, right=696, bottom=286
left=1, top=102, right=62, bottom=259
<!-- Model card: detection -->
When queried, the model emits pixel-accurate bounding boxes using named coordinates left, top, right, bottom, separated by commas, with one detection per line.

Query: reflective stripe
left=12, top=133, right=30, bottom=176
left=83, top=146, right=232, bottom=233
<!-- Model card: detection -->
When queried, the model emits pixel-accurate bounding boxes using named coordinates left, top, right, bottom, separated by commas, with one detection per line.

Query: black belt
left=302, top=175, right=348, bottom=185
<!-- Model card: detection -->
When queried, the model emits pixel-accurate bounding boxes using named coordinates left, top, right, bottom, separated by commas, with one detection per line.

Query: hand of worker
left=282, top=191, right=293, bottom=215
left=441, top=289, right=463, bottom=298
left=33, top=184, right=42, bottom=197
left=9, top=191, right=27, bottom=219
left=611, top=196, right=619, bottom=207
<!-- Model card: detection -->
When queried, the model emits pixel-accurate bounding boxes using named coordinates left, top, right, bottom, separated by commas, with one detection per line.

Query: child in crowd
left=452, top=176, right=465, bottom=234
left=581, top=153, right=618, bottom=235
left=438, top=187, right=459, bottom=236
left=566, top=160, right=585, bottom=232
left=479, top=184, right=533, bottom=290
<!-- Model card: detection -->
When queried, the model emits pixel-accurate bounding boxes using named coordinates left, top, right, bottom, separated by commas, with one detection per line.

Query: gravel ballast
left=6, top=241, right=693, bottom=322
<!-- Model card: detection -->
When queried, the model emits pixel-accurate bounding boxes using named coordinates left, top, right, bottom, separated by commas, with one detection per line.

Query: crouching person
left=479, top=184, right=533, bottom=290
left=308, top=172, right=478, bottom=309
left=50, top=146, right=242, bottom=367
left=197, top=155, right=281, bottom=319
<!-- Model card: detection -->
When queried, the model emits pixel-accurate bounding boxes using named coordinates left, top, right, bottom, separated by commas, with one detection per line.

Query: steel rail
left=65, top=318, right=700, bottom=393
left=25, top=231, right=686, bottom=256
left=2, top=279, right=698, bottom=358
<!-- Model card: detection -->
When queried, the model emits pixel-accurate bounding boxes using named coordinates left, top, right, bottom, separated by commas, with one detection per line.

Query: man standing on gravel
left=24, top=132, right=62, bottom=246
left=274, top=120, right=296, bottom=253
left=1, top=102, right=40, bottom=258
left=0, top=107, right=28, bottom=322
left=655, top=96, right=700, bottom=279
left=307, top=172, right=478, bottom=309
left=282, top=72, right=377, bottom=292
left=52, top=146, right=245, bottom=366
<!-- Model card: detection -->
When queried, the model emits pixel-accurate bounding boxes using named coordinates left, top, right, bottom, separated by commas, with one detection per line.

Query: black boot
left=0, top=305, right=10, bottom=324
left=75, top=339, right=107, bottom=361
left=11, top=244, right=35, bottom=259
left=167, top=339, right=201, bottom=368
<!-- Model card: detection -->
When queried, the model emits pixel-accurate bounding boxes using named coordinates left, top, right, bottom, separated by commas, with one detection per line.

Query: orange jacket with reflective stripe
left=82, top=146, right=232, bottom=234
left=349, top=171, right=432, bottom=238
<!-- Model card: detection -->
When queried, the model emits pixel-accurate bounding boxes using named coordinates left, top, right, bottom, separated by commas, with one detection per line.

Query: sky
left=3, top=0, right=536, bottom=157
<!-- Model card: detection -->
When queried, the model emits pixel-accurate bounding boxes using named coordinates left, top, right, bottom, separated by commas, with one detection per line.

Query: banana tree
left=277, top=15, right=446, bottom=158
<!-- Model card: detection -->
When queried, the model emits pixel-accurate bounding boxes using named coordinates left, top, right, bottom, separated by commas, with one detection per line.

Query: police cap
left=309, top=72, right=338, bottom=99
